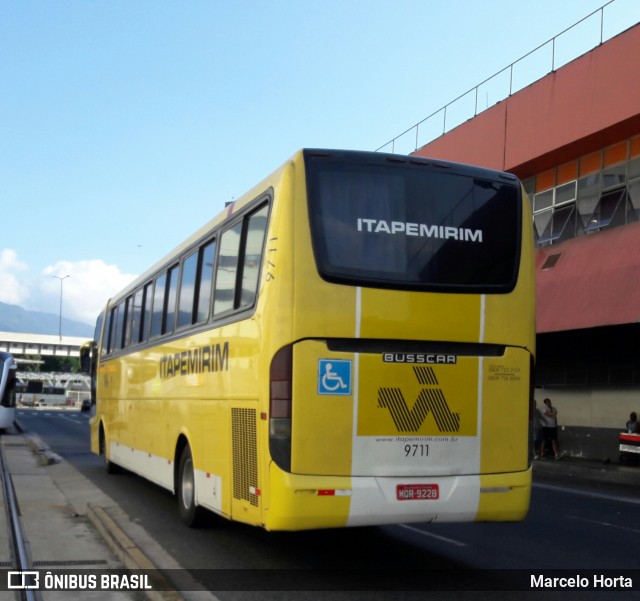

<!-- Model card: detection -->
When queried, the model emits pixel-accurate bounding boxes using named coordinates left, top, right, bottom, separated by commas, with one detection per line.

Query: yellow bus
left=85, top=149, right=535, bottom=531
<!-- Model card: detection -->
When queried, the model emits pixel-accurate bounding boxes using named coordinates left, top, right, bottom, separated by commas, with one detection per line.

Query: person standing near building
left=541, top=397, right=560, bottom=459
left=626, top=412, right=640, bottom=434
left=533, top=400, right=544, bottom=459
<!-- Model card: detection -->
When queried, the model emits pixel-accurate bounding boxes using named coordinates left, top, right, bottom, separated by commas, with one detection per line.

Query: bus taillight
left=269, top=344, right=293, bottom=472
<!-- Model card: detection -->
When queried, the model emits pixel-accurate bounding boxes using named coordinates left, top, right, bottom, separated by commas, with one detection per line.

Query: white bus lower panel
left=346, top=475, right=480, bottom=527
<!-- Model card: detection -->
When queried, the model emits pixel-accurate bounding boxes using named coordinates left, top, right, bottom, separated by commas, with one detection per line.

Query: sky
left=1, top=0, right=639, bottom=327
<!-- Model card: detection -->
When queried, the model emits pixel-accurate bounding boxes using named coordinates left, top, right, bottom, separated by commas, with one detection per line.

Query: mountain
left=0, top=302, right=93, bottom=338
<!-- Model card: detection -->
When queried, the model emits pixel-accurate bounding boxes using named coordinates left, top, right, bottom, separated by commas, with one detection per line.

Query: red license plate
left=396, top=484, right=439, bottom=501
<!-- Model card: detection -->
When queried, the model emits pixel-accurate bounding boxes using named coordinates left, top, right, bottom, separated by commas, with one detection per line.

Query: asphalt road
left=14, top=408, right=640, bottom=600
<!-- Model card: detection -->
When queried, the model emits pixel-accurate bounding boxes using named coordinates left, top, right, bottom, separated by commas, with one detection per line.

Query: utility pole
left=51, top=275, right=70, bottom=340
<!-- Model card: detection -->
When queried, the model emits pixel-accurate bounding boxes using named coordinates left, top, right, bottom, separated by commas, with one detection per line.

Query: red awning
left=537, top=221, right=640, bottom=333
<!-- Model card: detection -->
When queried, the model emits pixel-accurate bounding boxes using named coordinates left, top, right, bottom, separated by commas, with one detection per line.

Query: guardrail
left=375, top=0, right=625, bottom=155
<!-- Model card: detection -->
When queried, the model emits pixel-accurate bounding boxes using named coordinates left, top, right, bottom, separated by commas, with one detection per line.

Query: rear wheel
left=177, top=445, right=205, bottom=527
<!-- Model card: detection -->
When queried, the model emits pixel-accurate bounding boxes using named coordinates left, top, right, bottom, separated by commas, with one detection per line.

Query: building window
left=576, top=172, right=601, bottom=231
left=531, top=138, right=640, bottom=246
left=602, top=163, right=626, bottom=190
left=584, top=188, right=627, bottom=232
left=555, top=180, right=577, bottom=204
left=628, top=179, right=640, bottom=221
left=533, top=189, right=553, bottom=212
left=533, top=181, right=576, bottom=245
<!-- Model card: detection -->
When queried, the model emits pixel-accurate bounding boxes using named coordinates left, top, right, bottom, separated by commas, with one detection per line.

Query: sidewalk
left=532, top=453, right=640, bottom=487
left=0, top=425, right=217, bottom=601
left=0, top=428, right=139, bottom=601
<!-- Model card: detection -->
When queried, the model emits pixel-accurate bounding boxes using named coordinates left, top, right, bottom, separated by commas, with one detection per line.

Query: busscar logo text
left=383, top=353, right=457, bottom=365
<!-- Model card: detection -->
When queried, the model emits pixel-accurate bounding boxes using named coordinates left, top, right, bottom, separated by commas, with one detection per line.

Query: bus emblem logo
left=378, top=366, right=460, bottom=432
left=318, top=360, right=352, bottom=396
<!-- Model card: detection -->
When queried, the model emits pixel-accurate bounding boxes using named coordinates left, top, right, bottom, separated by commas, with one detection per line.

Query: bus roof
left=105, top=149, right=519, bottom=306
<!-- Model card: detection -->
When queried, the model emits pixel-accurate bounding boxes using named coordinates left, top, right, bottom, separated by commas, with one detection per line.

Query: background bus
left=86, top=149, right=535, bottom=531
left=0, top=352, right=17, bottom=429
left=18, top=377, right=87, bottom=407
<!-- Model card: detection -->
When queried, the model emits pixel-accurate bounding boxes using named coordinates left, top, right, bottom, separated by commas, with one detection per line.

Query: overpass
left=0, top=331, right=89, bottom=358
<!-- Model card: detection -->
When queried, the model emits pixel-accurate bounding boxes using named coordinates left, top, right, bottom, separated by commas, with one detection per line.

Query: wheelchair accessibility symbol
left=318, top=359, right=352, bottom=396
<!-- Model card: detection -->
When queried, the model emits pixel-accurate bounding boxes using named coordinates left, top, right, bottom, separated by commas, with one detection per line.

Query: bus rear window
left=306, top=154, right=522, bottom=293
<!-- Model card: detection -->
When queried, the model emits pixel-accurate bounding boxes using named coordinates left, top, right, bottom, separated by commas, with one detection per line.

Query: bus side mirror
left=80, top=343, right=92, bottom=374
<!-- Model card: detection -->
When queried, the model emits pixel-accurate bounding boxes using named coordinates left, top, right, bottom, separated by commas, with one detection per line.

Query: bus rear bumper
left=264, top=464, right=531, bottom=531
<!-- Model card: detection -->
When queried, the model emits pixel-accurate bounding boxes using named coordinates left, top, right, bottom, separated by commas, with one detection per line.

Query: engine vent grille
left=231, top=407, right=259, bottom=507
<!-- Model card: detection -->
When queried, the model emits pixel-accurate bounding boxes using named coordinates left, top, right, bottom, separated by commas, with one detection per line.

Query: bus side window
left=101, top=310, right=112, bottom=356
left=108, top=305, right=119, bottom=354
left=213, top=222, right=242, bottom=316
left=177, top=251, right=198, bottom=329
left=240, top=205, right=269, bottom=308
left=131, top=288, right=144, bottom=345
left=1, top=373, right=15, bottom=409
left=196, top=239, right=216, bottom=323
left=123, top=295, right=134, bottom=348
left=141, top=282, right=152, bottom=343
left=165, top=265, right=179, bottom=334
left=150, top=274, right=166, bottom=339
left=178, top=240, right=216, bottom=329
left=114, top=301, right=127, bottom=350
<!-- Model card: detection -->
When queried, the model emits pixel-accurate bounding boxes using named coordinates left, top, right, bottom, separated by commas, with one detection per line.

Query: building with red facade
left=412, top=22, right=640, bottom=460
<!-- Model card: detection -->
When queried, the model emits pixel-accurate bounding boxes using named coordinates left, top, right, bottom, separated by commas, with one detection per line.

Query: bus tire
left=100, top=428, right=120, bottom=475
left=177, top=445, right=205, bottom=527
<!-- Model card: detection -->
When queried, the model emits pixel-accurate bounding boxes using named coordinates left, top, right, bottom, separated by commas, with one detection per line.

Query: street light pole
left=51, top=275, right=70, bottom=340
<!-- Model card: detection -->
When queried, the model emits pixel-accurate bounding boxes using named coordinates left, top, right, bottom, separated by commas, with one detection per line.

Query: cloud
left=0, top=249, right=138, bottom=326
left=0, top=249, right=30, bottom=304
left=41, top=260, right=138, bottom=325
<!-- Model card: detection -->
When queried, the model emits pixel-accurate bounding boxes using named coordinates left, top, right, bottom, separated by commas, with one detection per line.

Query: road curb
left=14, top=420, right=219, bottom=600
left=24, top=433, right=62, bottom=465
left=88, top=503, right=184, bottom=601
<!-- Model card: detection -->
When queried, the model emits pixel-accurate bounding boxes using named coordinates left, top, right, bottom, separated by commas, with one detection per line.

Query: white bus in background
left=0, top=352, right=17, bottom=429
left=21, top=381, right=66, bottom=406
left=18, top=374, right=91, bottom=407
